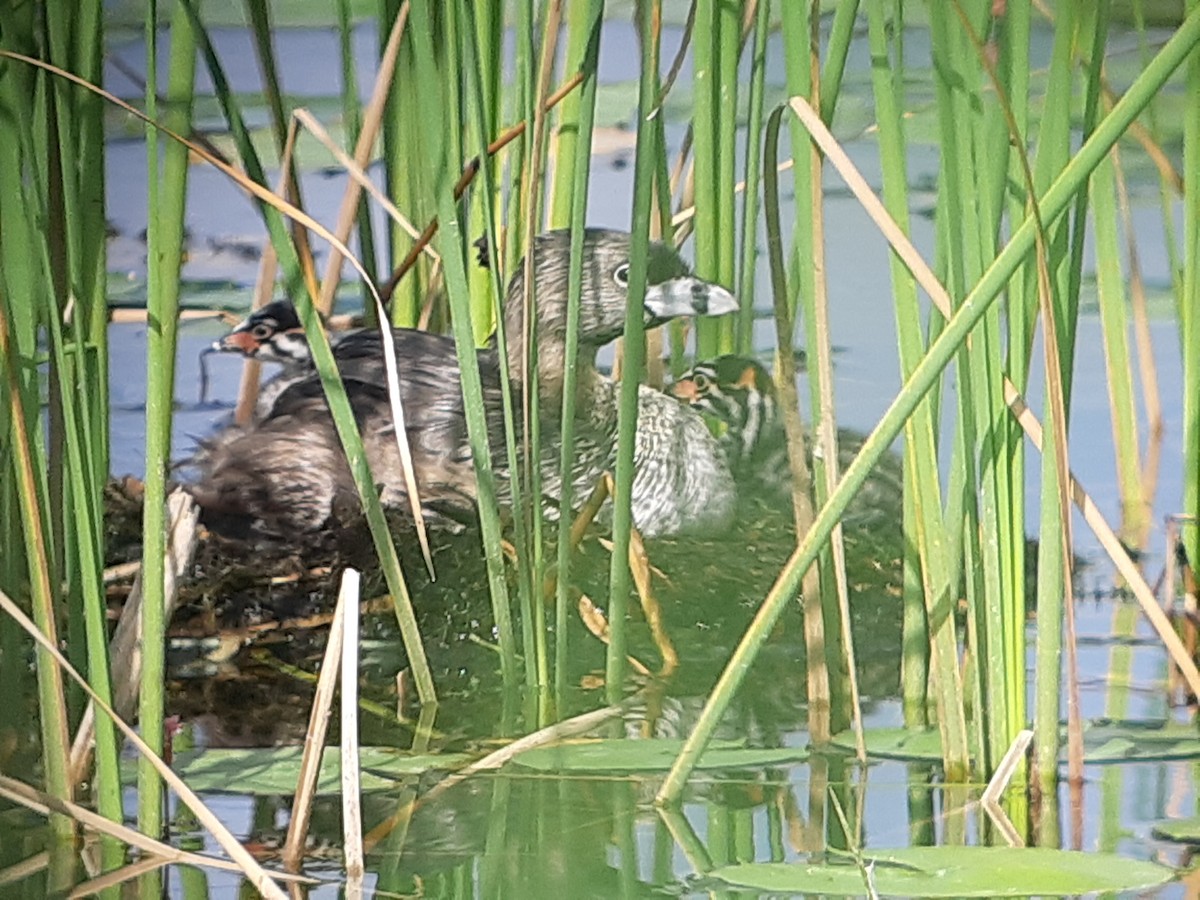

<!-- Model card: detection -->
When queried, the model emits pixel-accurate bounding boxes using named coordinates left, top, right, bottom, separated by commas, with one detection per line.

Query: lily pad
left=710, top=846, right=1175, bottom=897
left=1081, top=722, right=1200, bottom=763
left=829, top=722, right=1200, bottom=764
left=512, top=738, right=806, bottom=773
left=828, top=727, right=948, bottom=762
left=1152, top=817, right=1200, bottom=844
left=162, top=746, right=472, bottom=795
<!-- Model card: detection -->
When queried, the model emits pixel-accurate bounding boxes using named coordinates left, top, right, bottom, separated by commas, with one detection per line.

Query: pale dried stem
left=316, top=4, right=416, bottom=316
left=233, top=119, right=296, bottom=426
left=69, top=489, right=199, bottom=784
left=282, top=579, right=348, bottom=871
left=339, top=570, right=365, bottom=888
left=0, top=775, right=314, bottom=886
left=362, top=700, right=634, bottom=853
left=803, top=76, right=863, bottom=759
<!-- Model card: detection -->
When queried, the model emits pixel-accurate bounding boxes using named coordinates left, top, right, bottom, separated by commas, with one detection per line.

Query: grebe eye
left=251, top=322, right=274, bottom=340
left=613, top=263, right=630, bottom=287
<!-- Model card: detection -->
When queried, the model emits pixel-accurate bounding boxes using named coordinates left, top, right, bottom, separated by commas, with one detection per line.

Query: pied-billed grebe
left=187, top=389, right=363, bottom=539
left=193, top=229, right=740, bottom=539
left=671, top=355, right=904, bottom=527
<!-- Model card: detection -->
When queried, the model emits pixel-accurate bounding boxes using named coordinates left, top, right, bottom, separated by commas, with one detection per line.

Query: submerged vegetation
left=1, top=0, right=1200, bottom=894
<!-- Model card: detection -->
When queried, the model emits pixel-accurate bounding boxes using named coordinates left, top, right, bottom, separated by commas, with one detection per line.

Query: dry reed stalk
left=800, top=65, right=863, bottom=759
left=338, top=569, right=365, bottom=887
left=362, top=699, right=636, bottom=853
left=69, top=489, right=199, bottom=785
left=0, top=774, right=315, bottom=886
left=233, top=117, right=298, bottom=425
left=282, top=580, right=348, bottom=871
left=317, top=3, right=413, bottom=315
left=0, top=852, right=48, bottom=892
left=296, top=108, right=429, bottom=258
left=377, top=71, right=586, bottom=300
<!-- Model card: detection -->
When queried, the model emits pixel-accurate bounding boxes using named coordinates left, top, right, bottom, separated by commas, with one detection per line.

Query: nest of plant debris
left=103, top=474, right=906, bottom=686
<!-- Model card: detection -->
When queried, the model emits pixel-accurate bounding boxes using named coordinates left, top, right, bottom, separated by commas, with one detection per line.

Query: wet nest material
left=105, top=477, right=904, bottom=659
left=102, top=476, right=907, bottom=742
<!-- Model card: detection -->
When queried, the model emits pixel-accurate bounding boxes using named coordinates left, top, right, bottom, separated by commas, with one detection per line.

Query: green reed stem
left=33, top=0, right=120, bottom=834
left=459, top=0, right=522, bottom=687
left=246, top=0, right=321, bottom=299
left=606, top=0, right=660, bottom=703
left=132, top=12, right=199, bottom=821
left=523, top=0, right=566, bottom=700
left=35, top=13, right=125, bottom=819
left=1092, top=152, right=1145, bottom=540
left=930, top=0, right=1005, bottom=772
left=549, top=0, right=592, bottom=228
left=819, top=0, right=859, bottom=121
left=691, top=0, right=719, bottom=359
left=1183, top=0, right=1200, bottom=568
left=380, top=0, right=425, bottom=326
left=337, top=0, right=380, bottom=303
left=999, top=0, right=1032, bottom=752
left=466, top=0, right=501, bottom=344
left=0, top=297, right=72, bottom=841
left=135, top=2, right=207, bottom=855
left=41, top=289, right=121, bottom=839
left=45, top=0, right=109, bottom=528
left=245, top=2, right=289, bottom=154
left=1029, top=0, right=1082, bottom=796
left=780, top=0, right=812, bottom=328
left=658, top=17, right=1200, bottom=799
left=509, top=0, right=540, bottom=693
left=713, top=0, right=738, bottom=353
left=139, top=0, right=168, bottom=843
left=865, top=0, right=929, bottom=729
left=554, top=0, right=604, bottom=711
left=420, top=0, right=518, bottom=687
left=736, top=0, right=770, bottom=353
left=75, top=0, right=110, bottom=498
left=0, top=0, right=42, bottom=764
left=178, top=0, right=304, bottom=297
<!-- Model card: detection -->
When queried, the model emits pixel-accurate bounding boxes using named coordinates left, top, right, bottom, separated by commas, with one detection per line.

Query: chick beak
left=670, top=378, right=699, bottom=401
left=213, top=329, right=261, bottom=356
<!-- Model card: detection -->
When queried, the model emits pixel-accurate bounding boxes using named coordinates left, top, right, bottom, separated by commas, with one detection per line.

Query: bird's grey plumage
left=191, top=229, right=740, bottom=539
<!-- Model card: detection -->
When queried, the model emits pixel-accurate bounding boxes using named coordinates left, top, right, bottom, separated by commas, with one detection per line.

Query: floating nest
left=102, top=475, right=906, bottom=744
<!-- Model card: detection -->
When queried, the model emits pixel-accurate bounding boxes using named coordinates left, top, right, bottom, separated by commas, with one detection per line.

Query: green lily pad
left=828, top=727, right=948, bottom=762
left=1152, top=817, right=1200, bottom=844
left=710, top=846, right=1175, bottom=897
left=1082, top=722, right=1200, bottom=763
left=829, top=722, right=1200, bottom=764
left=512, top=738, right=806, bottom=773
left=160, top=746, right=472, bottom=795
